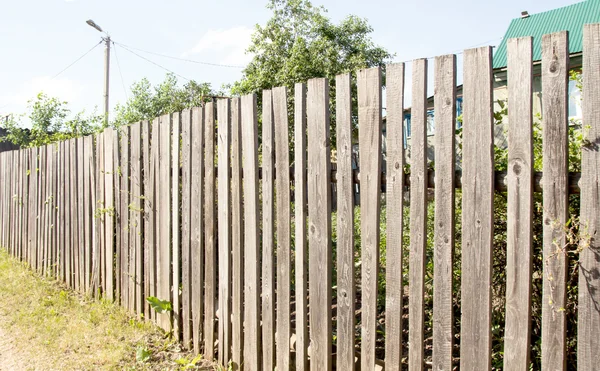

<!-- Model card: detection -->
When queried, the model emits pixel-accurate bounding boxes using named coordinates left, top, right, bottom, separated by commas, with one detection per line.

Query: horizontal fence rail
left=1, top=25, right=600, bottom=371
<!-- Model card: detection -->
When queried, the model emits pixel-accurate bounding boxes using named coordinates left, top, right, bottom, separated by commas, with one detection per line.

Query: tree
left=0, top=92, right=102, bottom=148
left=231, top=0, right=393, bottom=145
left=112, top=73, right=216, bottom=127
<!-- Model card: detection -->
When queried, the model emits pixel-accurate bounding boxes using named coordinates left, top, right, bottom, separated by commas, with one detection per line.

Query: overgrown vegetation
left=0, top=249, right=217, bottom=370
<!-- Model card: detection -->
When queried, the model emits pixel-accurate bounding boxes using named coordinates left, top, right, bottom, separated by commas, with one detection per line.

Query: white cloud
left=183, top=26, right=254, bottom=66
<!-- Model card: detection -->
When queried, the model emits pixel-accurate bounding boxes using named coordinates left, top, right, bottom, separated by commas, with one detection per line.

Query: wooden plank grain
left=95, top=133, right=105, bottom=296
left=230, top=98, right=244, bottom=369
left=385, top=62, right=405, bottom=371
left=148, top=118, right=159, bottom=321
left=504, top=37, right=533, bottom=371
left=104, top=128, right=116, bottom=301
left=460, top=46, right=495, bottom=371
left=77, top=137, right=85, bottom=291
left=242, top=94, right=261, bottom=371
left=273, top=86, right=291, bottom=371
left=578, top=23, right=600, bottom=370
left=335, top=73, right=355, bottom=371
left=191, top=107, right=205, bottom=355
left=142, top=120, right=153, bottom=318
left=181, top=110, right=193, bottom=348
left=114, top=131, right=121, bottom=301
left=541, top=31, right=569, bottom=371
left=217, top=99, right=231, bottom=365
left=70, top=139, right=79, bottom=288
left=84, top=135, right=94, bottom=293
left=204, top=103, right=216, bottom=359
left=261, top=90, right=275, bottom=371
left=172, top=112, right=181, bottom=340
left=432, top=54, right=457, bottom=371
left=294, top=83, right=309, bottom=371
left=158, top=114, right=173, bottom=330
left=307, top=78, right=332, bottom=371
left=358, top=67, right=383, bottom=371
left=120, top=126, right=130, bottom=309
left=130, top=123, right=143, bottom=315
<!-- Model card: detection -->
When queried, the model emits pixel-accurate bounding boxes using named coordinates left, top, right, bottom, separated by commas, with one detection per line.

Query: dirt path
left=0, top=319, right=28, bottom=371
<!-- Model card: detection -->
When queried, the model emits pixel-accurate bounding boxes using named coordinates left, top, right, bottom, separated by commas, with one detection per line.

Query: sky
left=0, top=0, right=582, bottom=124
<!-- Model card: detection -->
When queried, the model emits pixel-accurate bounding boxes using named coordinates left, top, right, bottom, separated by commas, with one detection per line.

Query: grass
left=0, top=248, right=218, bottom=370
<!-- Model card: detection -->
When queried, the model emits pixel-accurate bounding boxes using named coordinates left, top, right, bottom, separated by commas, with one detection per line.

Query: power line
left=51, top=41, right=103, bottom=80
left=113, top=41, right=245, bottom=69
left=393, top=37, right=503, bottom=64
left=112, top=43, right=129, bottom=101
left=117, top=43, right=192, bottom=82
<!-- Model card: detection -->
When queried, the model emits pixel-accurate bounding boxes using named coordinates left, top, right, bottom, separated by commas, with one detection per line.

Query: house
left=401, top=0, right=600, bottom=162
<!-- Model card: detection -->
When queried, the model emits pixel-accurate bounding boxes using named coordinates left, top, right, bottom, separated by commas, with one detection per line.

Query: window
left=568, top=79, right=582, bottom=121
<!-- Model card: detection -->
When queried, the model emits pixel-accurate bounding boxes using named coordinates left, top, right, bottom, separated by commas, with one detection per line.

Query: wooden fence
left=1, top=25, right=600, bottom=370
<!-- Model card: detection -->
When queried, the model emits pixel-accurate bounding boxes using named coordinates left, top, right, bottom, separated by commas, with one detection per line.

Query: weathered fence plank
left=409, top=59, right=428, bottom=371
left=217, top=99, right=231, bottom=365
left=504, top=37, right=534, bottom=371
left=120, top=126, right=130, bottom=309
left=142, top=120, right=153, bottom=317
left=578, top=23, right=600, bottom=369
left=84, top=135, right=94, bottom=293
left=307, top=78, right=332, bottom=371
left=294, top=82, right=309, bottom=371
left=95, top=133, right=104, bottom=295
left=358, top=67, right=383, bottom=371
left=105, top=128, right=116, bottom=301
left=385, top=62, right=405, bottom=371
left=77, top=138, right=85, bottom=291
left=172, top=112, right=181, bottom=340
left=242, top=94, right=261, bottom=371
left=204, top=103, right=216, bottom=359
left=432, top=54, right=457, bottom=371
left=158, top=114, right=172, bottom=330
left=541, top=31, right=569, bottom=371
left=460, top=46, right=494, bottom=371
left=191, top=107, right=205, bottom=355
left=130, top=123, right=143, bottom=315
left=148, top=118, right=159, bottom=320
left=273, top=86, right=291, bottom=371
left=181, top=110, right=192, bottom=348
left=230, top=97, right=244, bottom=369
left=262, top=90, right=275, bottom=371
left=336, top=72, right=355, bottom=371
left=70, top=139, right=79, bottom=288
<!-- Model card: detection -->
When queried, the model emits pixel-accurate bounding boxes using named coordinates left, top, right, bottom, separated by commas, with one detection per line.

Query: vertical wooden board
left=54, top=144, right=61, bottom=277
left=273, top=86, right=291, bottom=371
left=77, top=137, right=85, bottom=290
left=114, top=130, right=122, bottom=301
left=0, top=153, right=4, bottom=248
left=149, top=118, right=160, bottom=320
left=120, top=126, right=130, bottom=309
left=242, top=94, right=261, bottom=371
left=460, top=46, right=494, bottom=371
left=172, top=112, right=181, bottom=340
left=578, top=24, right=600, bottom=370
left=230, top=98, right=244, bottom=369
left=142, top=120, right=153, bottom=318
left=181, top=110, right=193, bottom=347
left=38, top=147, right=45, bottom=273
left=95, top=133, right=105, bottom=296
left=130, top=123, right=143, bottom=316
left=30, top=148, right=38, bottom=268
left=104, top=129, right=116, bottom=300
left=44, top=145, right=52, bottom=275
left=335, top=73, right=355, bottom=371
left=84, top=136, right=94, bottom=293
left=504, top=37, right=533, bottom=371
left=71, top=139, right=79, bottom=289
left=261, top=90, right=275, bottom=371
left=36, top=148, right=42, bottom=272
left=384, top=62, right=405, bottom=371
left=15, top=150, right=21, bottom=259
left=50, top=145, right=56, bottom=275
left=190, top=107, right=205, bottom=354
left=217, top=99, right=231, bottom=365
left=541, top=31, right=569, bottom=371
left=432, top=55, right=457, bottom=371
left=158, top=114, right=173, bottom=330
left=294, top=83, right=309, bottom=371
left=358, top=68, right=383, bottom=371
left=65, top=141, right=73, bottom=285
left=204, top=103, right=216, bottom=359
left=307, top=78, right=332, bottom=371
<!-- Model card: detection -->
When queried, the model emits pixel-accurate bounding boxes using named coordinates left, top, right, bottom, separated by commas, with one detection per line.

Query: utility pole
left=103, top=36, right=111, bottom=127
left=86, top=19, right=110, bottom=127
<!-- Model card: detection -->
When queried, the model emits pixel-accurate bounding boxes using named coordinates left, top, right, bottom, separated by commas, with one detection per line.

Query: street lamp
left=86, top=19, right=110, bottom=127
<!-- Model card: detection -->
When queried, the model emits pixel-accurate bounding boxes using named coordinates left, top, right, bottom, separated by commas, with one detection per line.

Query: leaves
left=136, top=346, right=151, bottom=363
left=146, top=296, right=172, bottom=314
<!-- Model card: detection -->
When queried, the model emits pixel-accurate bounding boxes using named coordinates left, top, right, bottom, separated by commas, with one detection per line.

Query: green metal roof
left=493, top=0, right=600, bottom=69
